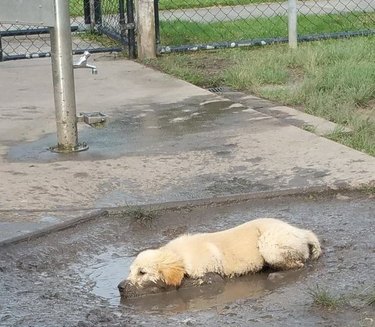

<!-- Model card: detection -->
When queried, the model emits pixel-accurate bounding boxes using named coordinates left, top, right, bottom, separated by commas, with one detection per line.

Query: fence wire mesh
left=158, top=0, right=375, bottom=52
left=1, top=0, right=374, bottom=60
left=0, top=0, right=127, bottom=61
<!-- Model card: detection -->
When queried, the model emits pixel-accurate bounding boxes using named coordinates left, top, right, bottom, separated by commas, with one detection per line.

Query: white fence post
left=288, top=0, right=298, bottom=48
left=136, top=0, right=157, bottom=59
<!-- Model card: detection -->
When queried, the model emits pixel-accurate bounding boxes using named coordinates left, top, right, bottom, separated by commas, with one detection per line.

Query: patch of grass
left=307, top=285, right=345, bottom=310
left=160, top=12, right=375, bottom=45
left=69, top=0, right=284, bottom=15
left=366, top=293, right=375, bottom=306
left=144, top=52, right=229, bottom=87
left=161, top=0, right=282, bottom=10
left=124, top=206, right=158, bottom=225
left=302, top=124, right=317, bottom=133
left=75, top=30, right=119, bottom=47
left=148, top=36, right=375, bottom=155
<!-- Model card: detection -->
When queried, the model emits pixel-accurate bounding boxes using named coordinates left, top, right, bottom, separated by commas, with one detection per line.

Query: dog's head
left=126, top=249, right=185, bottom=289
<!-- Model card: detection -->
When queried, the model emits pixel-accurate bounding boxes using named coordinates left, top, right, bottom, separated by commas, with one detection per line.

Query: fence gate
left=0, top=0, right=136, bottom=61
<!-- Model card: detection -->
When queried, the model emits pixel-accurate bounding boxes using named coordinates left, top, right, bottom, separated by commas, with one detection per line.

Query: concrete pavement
left=0, top=53, right=374, bottom=244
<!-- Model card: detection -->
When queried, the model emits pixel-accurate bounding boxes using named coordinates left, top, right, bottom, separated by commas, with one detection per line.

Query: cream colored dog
left=126, top=218, right=321, bottom=288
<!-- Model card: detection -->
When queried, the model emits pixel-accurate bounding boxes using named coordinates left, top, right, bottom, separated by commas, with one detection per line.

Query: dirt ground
left=0, top=191, right=374, bottom=327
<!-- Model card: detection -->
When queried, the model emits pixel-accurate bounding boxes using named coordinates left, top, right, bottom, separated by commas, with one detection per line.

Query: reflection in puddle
left=121, top=270, right=305, bottom=314
left=78, top=249, right=134, bottom=305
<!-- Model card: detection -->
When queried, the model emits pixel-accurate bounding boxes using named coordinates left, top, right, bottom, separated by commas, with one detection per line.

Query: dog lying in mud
left=118, top=218, right=321, bottom=298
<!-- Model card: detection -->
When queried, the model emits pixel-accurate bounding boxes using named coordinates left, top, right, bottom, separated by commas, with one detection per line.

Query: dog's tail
left=306, top=230, right=322, bottom=260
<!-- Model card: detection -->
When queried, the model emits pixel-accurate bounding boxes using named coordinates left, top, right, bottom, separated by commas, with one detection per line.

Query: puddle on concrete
left=78, top=247, right=306, bottom=314
left=5, top=99, right=269, bottom=163
left=77, top=249, right=134, bottom=305
left=120, top=269, right=306, bottom=314
left=1, top=193, right=373, bottom=326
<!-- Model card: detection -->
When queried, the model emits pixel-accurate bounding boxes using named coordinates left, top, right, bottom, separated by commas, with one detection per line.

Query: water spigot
left=73, top=51, right=98, bottom=74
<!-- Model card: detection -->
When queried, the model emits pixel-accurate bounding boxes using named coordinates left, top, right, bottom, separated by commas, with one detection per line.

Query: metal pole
left=126, top=0, right=136, bottom=58
left=0, top=34, right=3, bottom=62
left=154, top=0, right=160, bottom=46
left=89, top=0, right=96, bottom=30
left=95, top=0, right=102, bottom=25
left=49, top=0, right=88, bottom=152
left=288, top=0, right=298, bottom=48
left=84, top=0, right=91, bottom=24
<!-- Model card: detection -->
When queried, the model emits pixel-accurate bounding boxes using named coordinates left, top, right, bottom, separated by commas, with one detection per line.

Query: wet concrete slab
left=0, top=192, right=373, bottom=326
left=0, top=54, right=374, bottom=244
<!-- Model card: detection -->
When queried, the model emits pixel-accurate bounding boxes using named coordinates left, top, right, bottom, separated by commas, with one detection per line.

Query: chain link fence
left=157, top=0, right=375, bottom=53
left=1, top=0, right=374, bottom=60
left=0, top=0, right=135, bottom=61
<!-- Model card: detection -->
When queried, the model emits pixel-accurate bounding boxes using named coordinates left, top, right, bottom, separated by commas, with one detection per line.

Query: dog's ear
left=159, top=265, right=185, bottom=287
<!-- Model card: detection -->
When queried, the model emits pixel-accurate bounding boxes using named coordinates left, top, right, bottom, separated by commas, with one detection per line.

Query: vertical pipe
left=126, top=0, right=136, bottom=58
left=49, top=0, right=87, bottom=152
left=288, top=0, right=298, bottom=48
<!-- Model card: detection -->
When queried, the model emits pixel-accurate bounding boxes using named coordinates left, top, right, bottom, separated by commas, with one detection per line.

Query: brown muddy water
left=0, top=192, right=374, bottom=327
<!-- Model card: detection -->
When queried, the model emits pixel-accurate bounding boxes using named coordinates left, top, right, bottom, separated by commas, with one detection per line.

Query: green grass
left=124, top=206, right=159, bottom=225
left=307, top=285, right=345, bottom=310
left=160, top=12, right=375, bottom=45
left=159, top=0, right=281, bottom=10
left=70, top=0, right=283, bottom=14
left=145, top=36, right=375, bottom=155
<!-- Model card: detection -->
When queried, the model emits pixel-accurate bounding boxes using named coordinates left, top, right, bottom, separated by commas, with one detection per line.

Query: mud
left=0, top=192, right=374, bottom=326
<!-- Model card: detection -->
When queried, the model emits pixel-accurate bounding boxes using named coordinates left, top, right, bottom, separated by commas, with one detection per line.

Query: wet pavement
left=1, top=55, right=375, bottom=244
left=0, top=54, right=374, bottom=326
left=0, top=192, right=374, bottom=327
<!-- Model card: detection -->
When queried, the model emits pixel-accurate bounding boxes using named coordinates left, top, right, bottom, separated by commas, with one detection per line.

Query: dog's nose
left=118, top=281, right=127, bottom=293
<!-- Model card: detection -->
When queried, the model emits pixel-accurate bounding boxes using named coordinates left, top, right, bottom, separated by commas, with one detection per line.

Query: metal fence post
left=154, top=0, right=160, bottom=47
left=0, top=34, right=3, bottom=62
left=49, top=0, right=88, bottom=152
left=288, top=0, right=298, bottom=48
left=125, top=0, right=137, bottom=58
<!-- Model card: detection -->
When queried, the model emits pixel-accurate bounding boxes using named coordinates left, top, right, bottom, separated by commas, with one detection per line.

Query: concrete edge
left=1, top=183, right=372, bottom=248
left=105, top=184, right=363, bottom=215
left=0, top=209, right=108, bottom=248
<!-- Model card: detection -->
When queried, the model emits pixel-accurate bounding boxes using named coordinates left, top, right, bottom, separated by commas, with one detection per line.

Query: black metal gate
left=0, top=0, right=136, bottom=61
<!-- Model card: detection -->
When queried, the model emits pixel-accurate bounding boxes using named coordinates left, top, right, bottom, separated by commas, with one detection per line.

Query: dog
left=123, top=218, right=321, bottom=289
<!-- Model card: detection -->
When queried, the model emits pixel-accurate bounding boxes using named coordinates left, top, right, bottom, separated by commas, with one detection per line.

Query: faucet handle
left=73, top=51, right=97, bottom=74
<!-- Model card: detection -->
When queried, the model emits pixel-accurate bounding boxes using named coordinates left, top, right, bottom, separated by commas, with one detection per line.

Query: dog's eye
left=138, top=269, right=146, bottom=275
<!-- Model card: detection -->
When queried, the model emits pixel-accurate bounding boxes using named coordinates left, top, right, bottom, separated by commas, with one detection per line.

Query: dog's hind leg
left=257, top=230, right=310, bottom=270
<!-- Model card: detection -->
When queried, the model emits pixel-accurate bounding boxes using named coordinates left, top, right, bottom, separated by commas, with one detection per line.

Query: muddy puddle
left=78, top=246, right=307, bottom=314
left=75, top=248, right=134, bottom=305
left=0, top=192, right=374, bottom=326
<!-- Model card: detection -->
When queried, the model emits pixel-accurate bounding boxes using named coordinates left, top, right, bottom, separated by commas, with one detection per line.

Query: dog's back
left=165, top=218, right=321, bottom=276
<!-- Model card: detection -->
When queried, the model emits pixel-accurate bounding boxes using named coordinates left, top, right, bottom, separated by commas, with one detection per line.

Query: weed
left=307, top=285, right=344, bottom=310
left=365, top=292, right=375, bottom=306
left=302, top=124, right=316, bottom=133
left=125, top=206, right=158, bottom=225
